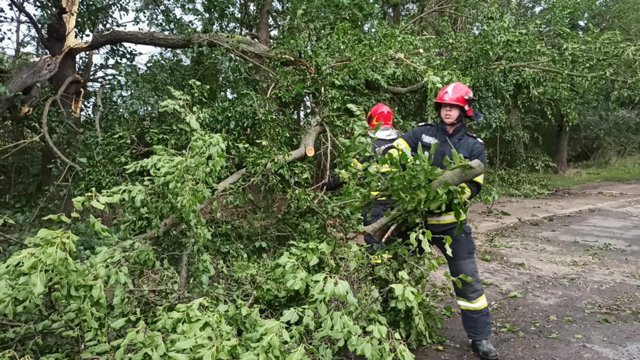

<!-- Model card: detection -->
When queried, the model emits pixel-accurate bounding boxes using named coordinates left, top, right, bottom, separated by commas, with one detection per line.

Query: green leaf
left=110, top=318, right=128, bottom=330
left=280, top=309, right=300, bottom=324
left=168, top=353, right=190, bottom=360
left=174, top=338, right=196, bottom=350
left=88, top=343, right=111, bottom=354
left=362, top=343, right=372, bottom=358
left=42, top=213, right=72, bottom=224
left=335, top=280, right=349, bottom=297
left=508, top=291, right=524, bottom=298
left=90, top=200, right=106, bottom=210
left=31, top=272, right=45, bottom=295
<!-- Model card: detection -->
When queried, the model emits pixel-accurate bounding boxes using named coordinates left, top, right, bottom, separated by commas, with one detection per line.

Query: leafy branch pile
left=0, top=89, right=474, bottom=359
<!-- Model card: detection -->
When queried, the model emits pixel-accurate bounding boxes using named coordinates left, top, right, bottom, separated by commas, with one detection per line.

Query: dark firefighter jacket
left=387, top=122, right=486, bottom=230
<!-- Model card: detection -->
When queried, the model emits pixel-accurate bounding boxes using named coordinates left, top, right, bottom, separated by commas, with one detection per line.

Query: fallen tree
left=134, top=118, right=323, bottom=241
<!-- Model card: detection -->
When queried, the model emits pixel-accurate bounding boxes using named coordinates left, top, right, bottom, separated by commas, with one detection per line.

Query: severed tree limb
left=178, top=252, right=189, bottom=291
left=134, top=119, right=323, bottom=241
left=4, top=54, right=65, bottom=96
left=362, top=159, right=485, bottom=241
left=41, top=74, right=82, bottom=171
left=387, top=81, right=425, bottom=95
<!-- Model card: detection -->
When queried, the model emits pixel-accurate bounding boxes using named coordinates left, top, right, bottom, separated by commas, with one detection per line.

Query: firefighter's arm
left=323, top=156, right=366, bottom=191
left=324, top=174, right=344, bottom=191
left=460, top=141, right=486, bottom=200
left=382, top=129, right=420, bottom=157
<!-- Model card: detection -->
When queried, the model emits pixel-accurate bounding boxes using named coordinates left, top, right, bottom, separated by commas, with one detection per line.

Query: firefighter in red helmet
left=386, top=83, right=498, bottom=360
left=326, top=103, right=400, bottom=257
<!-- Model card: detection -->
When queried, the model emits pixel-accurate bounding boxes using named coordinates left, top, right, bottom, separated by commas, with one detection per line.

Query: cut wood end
left=305, top=147, right=315, bottom=157
left=20, top=105, right=32, bottom=116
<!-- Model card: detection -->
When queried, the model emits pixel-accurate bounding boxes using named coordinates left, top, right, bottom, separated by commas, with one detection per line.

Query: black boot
left=471, top=339, right=499, bottom=360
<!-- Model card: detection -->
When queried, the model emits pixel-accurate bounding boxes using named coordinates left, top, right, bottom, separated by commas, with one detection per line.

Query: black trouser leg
left=430, top=224, right=492, bottom=340
left=362, top=200, right=392, bottom=254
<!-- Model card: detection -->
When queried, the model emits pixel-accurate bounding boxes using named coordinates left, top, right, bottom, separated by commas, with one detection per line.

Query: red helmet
left=366, top=103, right=394, bottom=130
left=435, top=82, right=482, bottom=121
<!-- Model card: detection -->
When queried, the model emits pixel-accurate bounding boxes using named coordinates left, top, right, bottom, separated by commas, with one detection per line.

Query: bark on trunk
left=509, top=106, right=525, bottom=163
left=257, top=0, right=272, bottom=45
left=39, top=143, right=56, bottom=188
left=391, top=3, right=402, bottom=24
left=554, top=109, right=569, bottom=174
left=13, top=1, right=22, bottom=59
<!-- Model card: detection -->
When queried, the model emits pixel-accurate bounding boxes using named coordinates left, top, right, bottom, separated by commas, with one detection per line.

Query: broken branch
left=387, top=81, right=425, bottom=95
left=71, top=31, right=271, bottom=57
left=178, top=252, right=189, bottom=291
left=134, top=119, right=323, bottom=241
left=41, top=74, right=82, bottom=171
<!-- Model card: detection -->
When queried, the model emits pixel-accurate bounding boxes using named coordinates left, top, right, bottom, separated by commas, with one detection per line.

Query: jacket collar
left=369, top=127, right=400, bottom=140
left=436, top=121, right=466, bottom=140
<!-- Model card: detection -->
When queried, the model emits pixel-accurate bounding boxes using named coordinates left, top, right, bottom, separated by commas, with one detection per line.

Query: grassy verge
left=545, top=156, right=640, bottom=189
left=483, top=156, right=640, bottom=201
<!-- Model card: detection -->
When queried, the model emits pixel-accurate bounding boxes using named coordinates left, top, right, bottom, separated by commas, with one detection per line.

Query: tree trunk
left=37, top=0, right=81, bottom=186
left=257, top=0, right=272, bottom=46
left=509, top=105, right=525, bottom=164
left=14, top=0, right=22, bottom=58
left=40, top=143, right=56, bottom=188
left=554, top=109, right=569, bottom=174
left=391, top=3, right=402, bottom=24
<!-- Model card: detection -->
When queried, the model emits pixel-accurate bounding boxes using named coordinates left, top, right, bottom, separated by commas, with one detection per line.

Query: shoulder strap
left=466, top=132, right=484, bottom=144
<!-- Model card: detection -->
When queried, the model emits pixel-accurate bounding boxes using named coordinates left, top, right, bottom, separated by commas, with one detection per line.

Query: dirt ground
left=417, top=181, right=640, bottom=360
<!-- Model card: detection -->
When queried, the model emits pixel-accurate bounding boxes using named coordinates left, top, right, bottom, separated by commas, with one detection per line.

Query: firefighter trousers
left=429, top=224, right=492, bottom=340
left=362, top=199, right=394, bottom=254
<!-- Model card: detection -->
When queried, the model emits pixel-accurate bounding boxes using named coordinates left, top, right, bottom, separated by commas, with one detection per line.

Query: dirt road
left=417, top=181, right=640, bottom=360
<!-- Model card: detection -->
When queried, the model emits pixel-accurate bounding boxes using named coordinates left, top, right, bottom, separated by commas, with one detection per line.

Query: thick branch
left=4, top=55, right=63, bottom=95
left=0, top=232, right=25, bottom=246
left=362, top=159, right=485, bottom=241
left=70, top=30, right=271, bottom=57
left=2, top=31, right=271, bottom=99
left=134, top=121, right=323, bottom=241
left=387, top=81, right=425, bottom=95
left=178, top=252, right=189, bottom=291
left=8, top=0, right=47, bottom=50
left=41, top=74, right=82, bottom=171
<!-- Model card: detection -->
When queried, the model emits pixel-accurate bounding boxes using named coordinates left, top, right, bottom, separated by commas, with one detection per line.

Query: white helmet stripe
left=444, top=83, right=456, bottom=99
